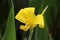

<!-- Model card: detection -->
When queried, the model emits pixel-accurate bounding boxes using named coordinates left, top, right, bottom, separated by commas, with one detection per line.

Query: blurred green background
left=0, top=0, right=60, bottom=40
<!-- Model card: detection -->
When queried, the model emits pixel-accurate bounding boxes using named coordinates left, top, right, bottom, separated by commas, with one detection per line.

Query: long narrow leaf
left=2, top=0, right=16, bottom=40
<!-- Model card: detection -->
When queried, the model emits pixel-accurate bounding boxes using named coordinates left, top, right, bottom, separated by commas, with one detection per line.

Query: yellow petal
left=15, top=7, right=35, bottom=24
left=20, top=24, right=31, bottom=31
left=24, top=7, right=35, bottom=16
left=15, top=9, right=26, bottom=23
left=22, top=7, right=35, bottom=24
left=34, top=15, right=44, bottom=28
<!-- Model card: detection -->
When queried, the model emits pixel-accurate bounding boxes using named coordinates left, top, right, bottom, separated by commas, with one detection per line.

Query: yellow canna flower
left=15, top=5, right=48, bottom=31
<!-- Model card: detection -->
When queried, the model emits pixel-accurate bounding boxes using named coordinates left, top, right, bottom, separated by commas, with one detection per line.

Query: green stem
left=35, top=27, right=38, bottom=40
left=28, top=28, right=34, bottom=40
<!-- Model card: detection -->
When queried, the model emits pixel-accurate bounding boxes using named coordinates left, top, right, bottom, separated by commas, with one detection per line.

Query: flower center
left=26, top=18, right=34, bottom=26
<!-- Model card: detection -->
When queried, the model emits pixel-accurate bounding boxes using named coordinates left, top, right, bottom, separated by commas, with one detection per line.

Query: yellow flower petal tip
left=39, top=24, right=44, bottom=28
left=20, top=24, right=31, bottom=31
left=20, top=25, right=27, bottom=31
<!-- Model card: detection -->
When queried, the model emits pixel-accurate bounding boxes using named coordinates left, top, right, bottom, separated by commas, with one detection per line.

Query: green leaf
left=2, top=0, right=16, bottom=40
left=35, top=26, right=48, bottom=40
